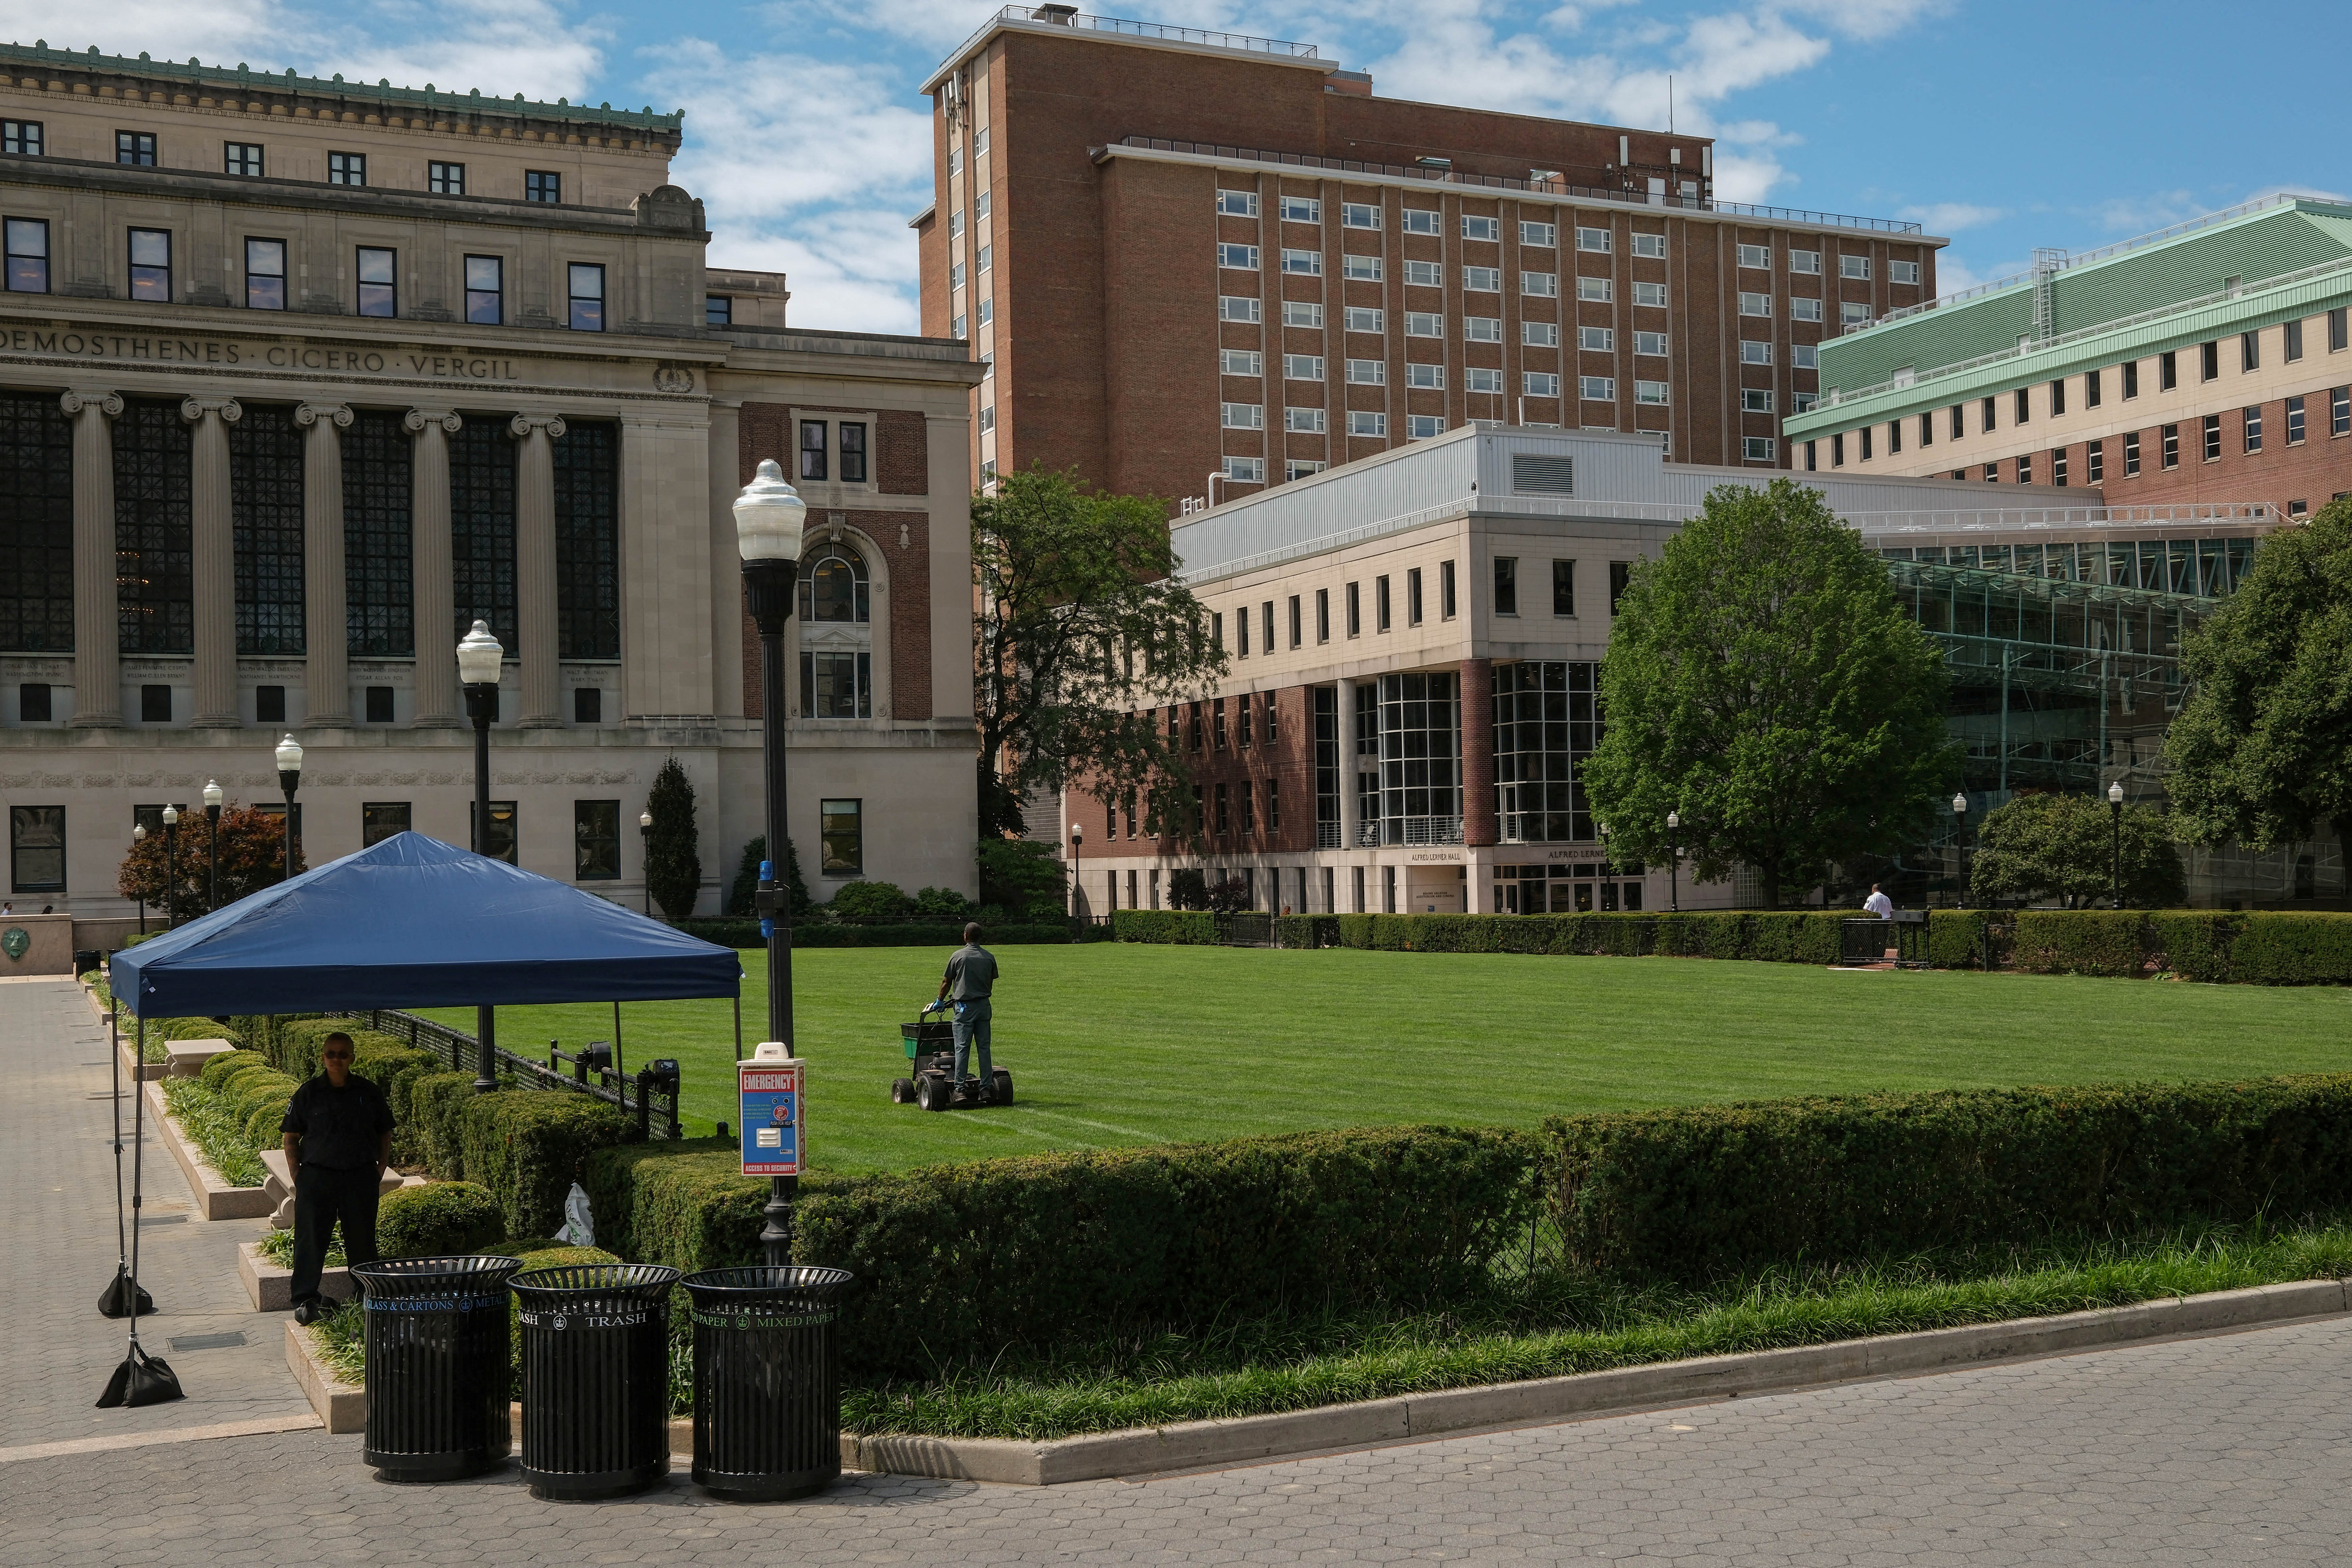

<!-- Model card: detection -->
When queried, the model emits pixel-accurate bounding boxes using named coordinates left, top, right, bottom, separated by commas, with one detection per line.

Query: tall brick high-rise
left=916, top=6, right=1946, bottom=507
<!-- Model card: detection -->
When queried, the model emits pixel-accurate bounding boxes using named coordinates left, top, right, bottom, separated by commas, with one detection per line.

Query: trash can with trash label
left=511, top=1263, right=682, bottom=1500
left=681, top=1265, right=856, bottom=1499
left=349, top=1254, right=525, bottom=1482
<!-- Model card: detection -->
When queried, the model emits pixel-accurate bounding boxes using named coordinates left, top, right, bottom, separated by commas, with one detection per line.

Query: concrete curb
left=143, top=1079, right=273, bottom=1220
left=114, top=1022, right=166, bottom=1083
left=238, top=1241, right=353, bottom=1313
left=846, top=1278, right=2352, bottom=1486
left=284, top=1319, right=366, bottom=1435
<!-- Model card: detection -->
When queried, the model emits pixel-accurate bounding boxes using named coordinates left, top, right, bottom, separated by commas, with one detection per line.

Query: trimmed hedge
left=2010, top=910, right=2149, bottom=978
left=1544, top=1075, right=2352, bottom=1282
left=440, top=1091, right=632, bottom=1242
left=198, top=1049, right=269, bottom=1093
left=1330, top=911, right=1859, bottom=961
left=379, top=1180, right=505, bottom=1257
left=407, top=1072, right=478, bottom=1179
left=1110, top=910, right=1214, bottom=944
left=676, top=919, right=1081, bottom=949
left=792, top=1125, right=1541, bottom=1381
left=583, top=1141, right=766, bottom=1273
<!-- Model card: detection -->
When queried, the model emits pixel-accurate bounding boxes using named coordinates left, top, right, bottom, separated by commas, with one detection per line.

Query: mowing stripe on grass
left=1013, top=1108, right=1171, bottom=1142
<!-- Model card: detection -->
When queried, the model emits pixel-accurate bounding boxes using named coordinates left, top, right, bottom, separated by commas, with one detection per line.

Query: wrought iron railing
left=1397, top=816, right=1466, bottom=846
left=342, top=1008, right=683, bottom=1141
left=1314, top=820, right=1342, bottom=849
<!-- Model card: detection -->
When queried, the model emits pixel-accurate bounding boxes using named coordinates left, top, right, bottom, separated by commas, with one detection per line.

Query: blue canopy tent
left=112, top=831, right=741, bottom=1016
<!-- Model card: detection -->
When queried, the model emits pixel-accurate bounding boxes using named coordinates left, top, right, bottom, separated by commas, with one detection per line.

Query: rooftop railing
left=1849, top=503, right=2277, bottom=536
left=1110, top=136, right=1921, bottom=234
left=944, top=7, right=1319, bottom=68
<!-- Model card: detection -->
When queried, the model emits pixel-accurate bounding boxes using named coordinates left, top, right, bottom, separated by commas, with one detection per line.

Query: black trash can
left=73, top=949, right=101, bottom=977
left=680, top=1266, right=856, bottom=1501
left=510, top=1263, right=682, bottom=1500
left=348, top=1254, right=524, bottom=1483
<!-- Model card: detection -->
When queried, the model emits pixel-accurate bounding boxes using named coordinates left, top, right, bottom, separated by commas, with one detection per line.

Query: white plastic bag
left=556, top=1181, right=594, bottom=1248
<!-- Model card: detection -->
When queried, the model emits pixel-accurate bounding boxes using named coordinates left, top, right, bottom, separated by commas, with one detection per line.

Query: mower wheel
left=916, top=1074, right=951, bottom=1112
left=889, top=1077, right=915, bottom=1105
left=991, top=1069, right=1014, bottom=1106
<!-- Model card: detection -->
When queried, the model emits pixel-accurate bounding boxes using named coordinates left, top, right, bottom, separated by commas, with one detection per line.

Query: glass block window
left=229, top=404, right=305, bottom=654
left=1492, top=660, right=1600, bottom=842
left=552, top=420, right=619, bottom=659
left=342, top=411, right=413, bottom=656
left=449, top=418, right=517, bottom=649
left=1376, top=671, right=1461, bottom=842
left=114, top=400, right=194, bottom=654
left=0, top=391, right=74, bottom=652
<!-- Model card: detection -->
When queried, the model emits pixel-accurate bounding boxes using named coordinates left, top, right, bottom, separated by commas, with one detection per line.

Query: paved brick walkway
left=5, top=1311, right=2349, bottom=1565
left=0, top=978, right=312, bottom=1451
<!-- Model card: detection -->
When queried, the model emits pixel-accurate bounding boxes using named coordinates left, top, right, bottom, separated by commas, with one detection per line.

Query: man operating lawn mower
left=933, top=922, right=1000, bottom=1105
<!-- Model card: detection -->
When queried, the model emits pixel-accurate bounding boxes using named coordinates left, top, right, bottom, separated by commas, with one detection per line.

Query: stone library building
left=0, top=44, right=983, bottom=923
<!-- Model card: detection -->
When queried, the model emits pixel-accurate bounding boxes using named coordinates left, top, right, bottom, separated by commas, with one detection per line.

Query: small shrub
left=583, top=1141, right=766, bottom=1272
left=199, top=1049, right=269, bottom=1092
left=243, top=1100, right=292, bottom=1148
left=829, top=880, right=915, bottom=922
left=407, top=1072, right=476, bottom=1179
left=912, top=885, right=976, bottom=924
left=455, top=1091, right=634, bottom=1242
left=378, top=1181, right=506, bottom=1257
left=1205, top=876, right=1251, bottom=913
left=1167, top=868, right=1211, bottom=911
left=978, top=837, right=1067, bottom=920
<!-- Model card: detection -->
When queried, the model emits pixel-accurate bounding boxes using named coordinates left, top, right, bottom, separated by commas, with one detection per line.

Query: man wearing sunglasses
left=281, top=1032, right=395, bottom=1325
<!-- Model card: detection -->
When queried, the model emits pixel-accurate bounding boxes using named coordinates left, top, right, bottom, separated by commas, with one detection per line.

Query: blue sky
left=14, top=0, right=2346, bottom=331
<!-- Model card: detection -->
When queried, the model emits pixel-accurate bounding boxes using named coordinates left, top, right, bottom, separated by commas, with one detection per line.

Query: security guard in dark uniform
left=280, top=1032, right=395, bottom=1324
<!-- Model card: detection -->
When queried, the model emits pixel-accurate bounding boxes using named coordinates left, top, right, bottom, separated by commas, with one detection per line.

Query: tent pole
left=612, top=1000, right=622, bottom=1078
left=474, top=1005, right=496, bottom=1094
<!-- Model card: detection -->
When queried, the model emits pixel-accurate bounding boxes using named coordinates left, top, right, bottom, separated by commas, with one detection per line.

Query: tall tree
left=1968, top=792, right=2187, bottom=908
left=972, top=465, right=1229, bottom=839
left=644, top=756, right=703, bottom=920
left=2165, top=497, right=2352, bottom=887
left=116, top=805, right=305, bottom=916
left=1580, top=479, right=1954, bottom=907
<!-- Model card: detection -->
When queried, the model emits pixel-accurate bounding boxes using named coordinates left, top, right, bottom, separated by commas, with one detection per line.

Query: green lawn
left=419, top=945, right=2352, bottom=1176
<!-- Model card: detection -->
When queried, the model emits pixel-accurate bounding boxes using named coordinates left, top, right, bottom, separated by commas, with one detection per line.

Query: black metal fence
left=340, top=1008, right=683, bottom=1141
left=1212, top=913, right=1275, bottom=947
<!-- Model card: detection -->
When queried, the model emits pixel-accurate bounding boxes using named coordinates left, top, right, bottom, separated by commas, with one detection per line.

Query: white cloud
left=1778, top=0, right=1953, bottom=41
left=2087, top=189, right=2205, bottom=234
left=1898, top=202, right=2005, bottom=234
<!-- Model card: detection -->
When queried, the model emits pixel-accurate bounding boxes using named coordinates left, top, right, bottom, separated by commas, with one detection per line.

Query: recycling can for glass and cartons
left=681, top=1265, right=856, bottom=1500
left=349, top=1254, right=526, bottom=1482
left=510, top=1263, right=683, bottom=1500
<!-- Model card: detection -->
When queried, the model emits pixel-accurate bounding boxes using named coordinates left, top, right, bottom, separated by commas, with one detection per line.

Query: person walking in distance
left=1863, top=883, right=1895, bottom=918
left=935, top=922, right=1000, bottom=1105
left=281, top=1032, right=394, bottom=1323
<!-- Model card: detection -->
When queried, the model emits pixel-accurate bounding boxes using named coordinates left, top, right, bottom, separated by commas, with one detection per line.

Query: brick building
left=1784, top=195, right=2352, bottom=520
left=915, top=6, right=1944, bottom=508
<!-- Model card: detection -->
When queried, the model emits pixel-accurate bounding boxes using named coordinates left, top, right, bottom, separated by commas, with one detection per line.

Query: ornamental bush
left=198, top=1049, right=269, bottom=1093
left=828, top=880, right=916, bottom=922
left=379, top=1180, right=505, bottom=1257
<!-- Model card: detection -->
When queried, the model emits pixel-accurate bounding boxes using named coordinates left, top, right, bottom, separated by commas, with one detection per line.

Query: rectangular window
left=1463, top=266, right=1501, bottom=292
left=246, top=236, right=288, bottom=310
left=1402, top=208, right=1440, bottom=235
left=19, top=683, right=51, bottom=722
left=820, top=799, right=862, bottom=877
left=1237, top=604, right=1250, bottom=656
left=1217, top=189, right=1258, bottom=217
left=1576, top=226, right=1610, bottom=253
left=1407, top=567, right=1424, bottom=626
left=1239, top=779, right=1255, bottom=833
left=1634, top=379, right=1668, bottom=405
left=2332, top=309, right=2349, bottom=352
left=1633, top=232, right=1666, bottom=259
left=2161, top=424, right=2179, bottom=469
left=1343, top=253, right=1383, bottom=281
left=128, top=228, right=171, bottom=302
left=3, top=120, right=42, bottom=156
left=1608, top=562, right=1631, bottom=616
left=1950, top=405, right=1964, bottom=440
left=2160, top=351, right=2178, bottom=391
left=1744, top=435, right=1777, bottom=462
left=1578, top=326, right=1614, bottom=352
left=328, top=150, right=365, bottom=186
left=1576, top=276, right=1612, bottom=302
left=1220, top=401, right=1264, bottom=429
left=2336, top=388, right=2350, bottom=436
left=1526, top=321, right=1562, bottom=347
left=1918, top=412, right=1933, bottom=447
left=1794, top=392, right=1818, bottom=413
left=1806, top=440, right=1818, bottom=471
left=2086, top=368, right=2102, bottom=408
left=1440, top=559, right=1457, bottom=619
left=2051, top=447, right=2067, bottom=486
left=1464, top=316, right=1502, bottom=342
left=1735, top=388, right=1772, bottom=414
left=458, top=256, right=499, bottom=323
left=355, top=246, right=396, bottom=317
left=2201, top=341, right=2219, bottom=381
left=1633, top=281, right=1667, bottom=308
left=1342, top=203, right=1380, bottom=229
left=2014, top=387, right=2031, bottom=424
left=116, top=130, right=156, bottom=166
left=949, top=261, right=966, bottom=291
left=1282, top=248, right=1322, bottom=275
left=1982, top=395, right=1997, bottom=431
left=800, top=420, right=828, bottom=481
left=1737, top=242, right=1770, bottom=269
left=2124, top=430, right=2141, bottom=476
left=1404, top=259, right=1442, bottom=287
left=1462, top=214, right=1499, bottom=241
left=1279, top=352, right=1323, bottom=383
left=1223, top=455, right=1264, bottom=483
left=1221, top=348, right=1263, bottom=376
left=2287, top=395, right=2305, bottom=445
left=1526, top=371, right=1561, bottom=397
left=1791, top=344, right=1818, bottom=369
left=1839, top=254, right=1872, bottom=279
left=570, top=800, right=619, bottom=879
left=1407, top=414, right=1445, bottom=440
left=1890, top=259, right=1921, bottom=284
left=977, top=244, right=991, bottom=273
left=1551, top=559, right=1575, bottom=616
left=1492, top=556, right=1518, bottom=616
left=1344, top=306, right=1384, bottom=333
left=2050, top=378, right=2066, bottom=417
left=10, top=804, right=64, bottom=892
left=1405, top=362, right=1444, bottom=389
left=1314, top=587, right=1330, bottom=642
left=574, top=687, right=601, bottom=724
left=1262, top=600, right=1276, bottom=654
left=1348, top=410, right=1386, bottom=437
left=429, top=161, right=464, bottom=195
left=1738, top=291, right=1771, bottom=317
left=2087, top=439, right=2103, bottom=483
left=1288, top=594, right=1302, bottom=648
left=1282, top=300, right=1323, bottom=329
left=1832, top=433, right=1845, bottom=466
left=1376, top=574, right=1392, bottom=631
left=2241, top=330, right=2260, bottom=372
left=361, top=803, right=410, bottom=847
left=2014, top=453, right=2029, bottom=483
left=1345, top=358, right=1385, bottom=385
left=1405, top=312, right=1442, bottom=337
left=1218, top=242, right=1260, bottom=270
left=1840, top=303, right=1873, bottom=327
left=363, top=684, right=395, bottom=725
left=514, top=168, right=561, bottom=204
left=2202, top=414, right=2221, bottom=460
left=1346, top=581, right=1360, bottom=637
left=2121, top=360, right=2140, bottom=399
left=2286, top=318, right=2305, bottom=362
left=1580, top=376, right=1616, bottom=400
left=1215, top=783, right=1230, bottom=834
left=1522, top=270, right=1558, bottom=297
left=1281, top=195, right=1320, bottom=223
left=256, top=685, right=284, bottom=724
left=1861, top=427, right=1873, bottom=461
left=2243, top=405, right=2262, bottom=454
left=221, top=140, right=263, bottom=178
left=1520, top=220, right=1557, bottom=247
left=1789, top=296, right=1823, bottom=322
left=3, top=218, right=47, bottom=293
left=141, top=684, right=172, bottom=723
left=1740, top=341, right=1772, bottom=365
left=1286, top=406, right=1326, bottom=433
left=1467, top=368, right=1503, bottom=394
left=567, top=262, right=604, bottom=331
left=1220, top=295, right=1262, bottom=322
left=839, top=423, right=867, bottom=483
left=1789, top=247, right=1820, bottom=274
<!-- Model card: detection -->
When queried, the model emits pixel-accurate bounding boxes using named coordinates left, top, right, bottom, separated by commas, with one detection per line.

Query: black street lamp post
left=639, top=809, right=654, bottom=915
left=203, top=779, right=223, bottom=914
left=734, top=458, right=808, bottom=1269
left=458, top=620, right=505, bottom=1093
left=2108, top=781, right=2125, bottom=910
left=160, top=805, right=178, bottom=929
left=1666, top=810, right=1680, bottom=912
left=132, top=824, right=148, bottom=934
left=274, top=737, right=303, bottom=885
left=1069, top=824, right=1083, bottom=920
left=1952, top=791, right=1969, bottom=910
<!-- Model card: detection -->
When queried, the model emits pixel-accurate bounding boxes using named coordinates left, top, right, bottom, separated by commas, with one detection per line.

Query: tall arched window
left=797, top=542, right=871, bottom=718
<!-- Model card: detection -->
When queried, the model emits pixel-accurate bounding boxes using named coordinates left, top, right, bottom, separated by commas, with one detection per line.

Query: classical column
left=295, top=403, right=354, bottom=727
left=1459, top=657, right=1496, bottom=849
left=1336, top=676, right=1361, bottom=852
left=509, top=412, right=566, bottom=728
left=62, top=389, right=124, bottom=727
left=405, top=408, right=462, bottom=727
left=182, top=397, right=243, bottom=728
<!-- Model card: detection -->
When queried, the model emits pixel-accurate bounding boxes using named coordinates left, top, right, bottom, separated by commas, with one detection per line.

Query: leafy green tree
left=1969, top=793, right=2188, bottom=908
left=1580, top=479, right=1954, bottom=907
left=1167, top=868, right=1211, bottom=911
left=977, top=837, right=1066, bottom=920
left=2165, top=497, right=2352, bottom=887
left=724, top=835, right=812, bottom=920
left=643, top=757, right=702, bottom=921
left=116, top=805, right=305, bottom=917
left=912, top=886, right=977, bottom=923
left=972, top=465, right=1229, bottom=840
